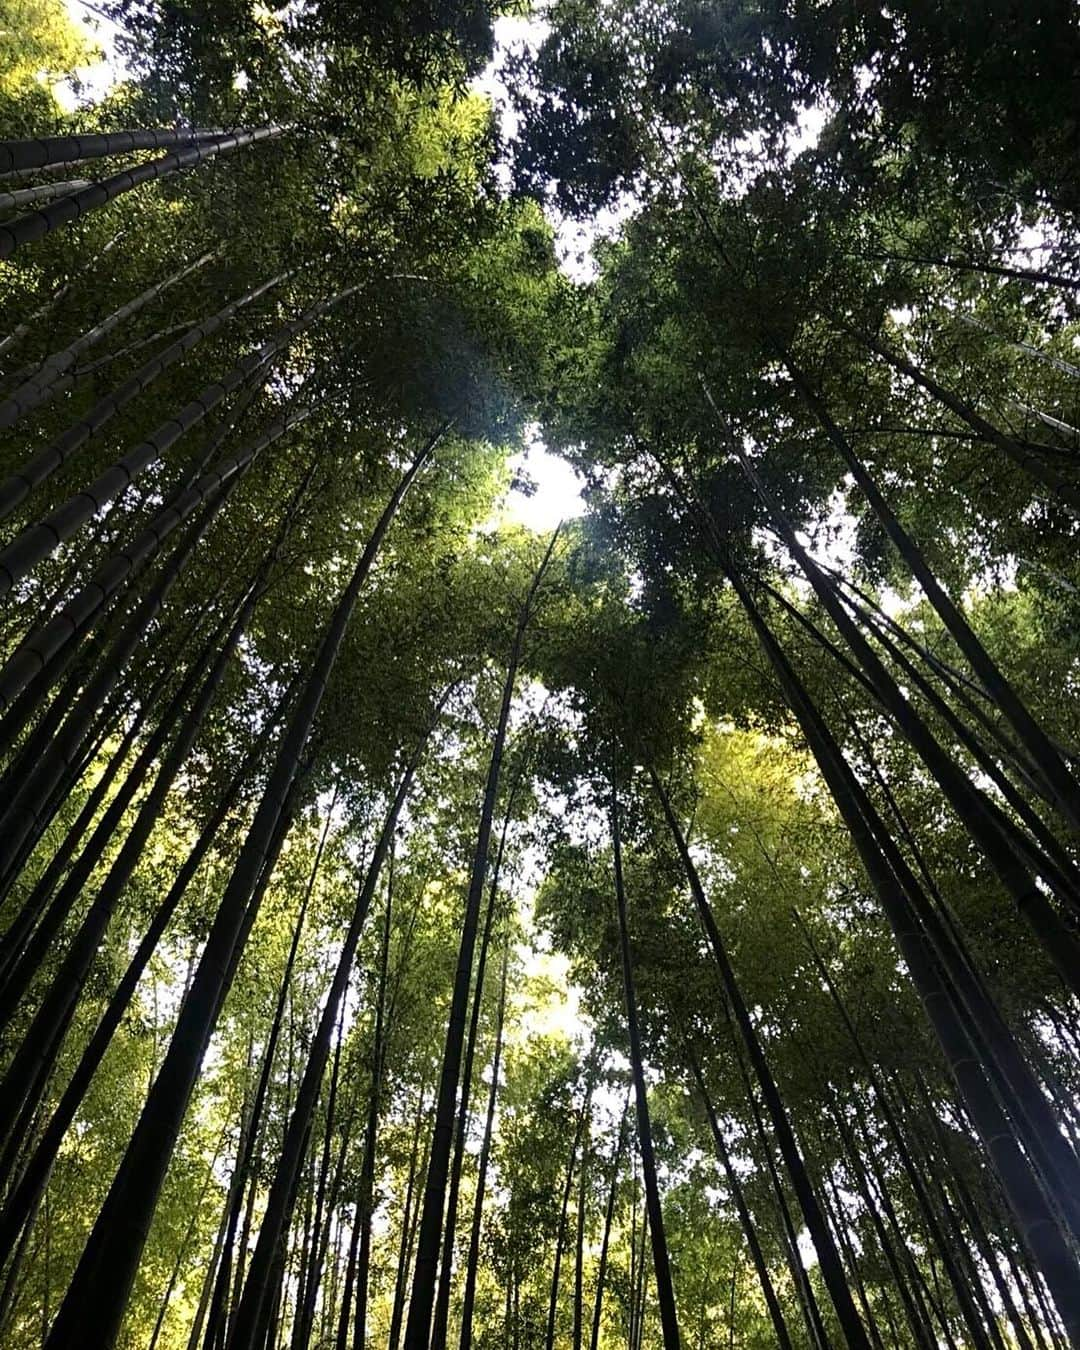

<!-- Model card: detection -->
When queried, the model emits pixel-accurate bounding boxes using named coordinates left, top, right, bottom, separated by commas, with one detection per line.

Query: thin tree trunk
left=290, top=1001, right=347, bottom=1350
left=733, top=1030, right=830, bottom=1350
left=0, top=1191, right=39, bottom=1339
left=922, top=1158, right=1010, bottom=1350
left=784, top=358, right=1080, bottom=834
left=686, top=1052, right=793, bottom=1350
left=146, top=1125, right=228, bottom=1350
left=793, top=912, right=990, bottom=1350
left=403, top=527, right=560, bottom=1350
left=0, top=696, right=148, bottom=984
left=184, top=1030, right=257, bottom=1350
left=951, top=1165, right=1039, bottom=1350
left=857, top=249, right=1080, bottom=291
left=459, top=938, right=511, bottom=1350
left=0, top=597, right=241, bottom=1046
left=388, top=1084, right=431, bottom=1350
left=186, top=1170, right=234, bottom=1350
left=819, top=1170, right=886, bottom=1350
left=999, top=309, right=1080, bottom=376
left=632, top=1209, right=650, bottom=1350
left=272, top=1115, right=318, bottom=1350
left=41, top=1192, right=51, bottom=1345
left=0, top=450, right=304, bottom=1010
left=0, top=127, right=284, bottom=258
left=721, top=575, right=1080, bottom=1340
left=588, top=1097, right=628, bottom=1350
left=0, top=285, right=358, bottom=600
left=0, top=688, right=286, bottom=1256
left=0, top=393, right=316, bottom=714
left=729, top=1264, right=738, bottom=1350
left=230, top=717, right=439, bottom=1350
left=612, top=762, right=681, bottom=1350
left=0, top=248, right=216, bottom=430
left=545, top=1084, right=593, bottom=1350
left=0, top=492, right=240, bottom=877
left=200, top=776, right=335, bottom=1350
left=855, top=330, right=1080, bottom=511
left=0, top=127, right=230, bottom=175
left=6, top=422, right=264, bottom=770
left=708, top=404, right=1080, bottom=998
left=986, top=1189, right=1060, bottom=1350
left=71, top=318, right=197, bottom=376
left=302, top=1086, right=358, bottom=1350
left=628, top=1162, right=639, bottom=1350
left=831, top=579, right=1080, bottom=906
left=292, top=1117, right=320, bottom=1350
left=352, top=835, right=397, bottom=1350
left=431, top=849, right=505, bottom=1350
left=326, top=1215, right=345, bottom=1344
left=828, top=1099, right=935, bottom=1350
left=0, top=179, right=91, bottom=209
left=43, top=430, right=440, bottom=1350
left=836, top=706, right=1080, bottom=1248
left=651, top=766, right=865, bottom=1349
left=0, top=277, right=71, bottom=362
left=574, top=1124, right=588, bottom=1350
left=335, top=1204, right=362, bottom=1350
left=0, top=266, right=286, bottom=521
left=0, top=467, right=226, bottom=771
left=0, top=566, right=274, bottom=1145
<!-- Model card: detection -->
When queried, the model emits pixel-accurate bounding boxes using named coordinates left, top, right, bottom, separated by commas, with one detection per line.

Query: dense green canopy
left=1, top=2, right=1079, bottom=1348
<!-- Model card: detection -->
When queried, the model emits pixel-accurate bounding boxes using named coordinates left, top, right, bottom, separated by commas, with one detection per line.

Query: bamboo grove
left=2, top=0, right=1080, bottom=1346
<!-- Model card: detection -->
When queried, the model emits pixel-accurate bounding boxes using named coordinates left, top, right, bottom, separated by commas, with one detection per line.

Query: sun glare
left=500, top=440, right=587, bottom=533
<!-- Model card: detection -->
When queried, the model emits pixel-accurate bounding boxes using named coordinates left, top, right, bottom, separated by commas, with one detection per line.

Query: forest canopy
left=1, top=2, right=1080, bottom=1349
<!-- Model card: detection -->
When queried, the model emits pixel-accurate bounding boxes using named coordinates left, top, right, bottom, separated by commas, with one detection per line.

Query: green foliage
left=1, top=0, right=1080, bottom=1347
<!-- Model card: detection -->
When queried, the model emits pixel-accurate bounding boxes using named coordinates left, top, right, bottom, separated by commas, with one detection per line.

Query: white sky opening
left=497, top=432, right=587, bottom=533
left=59, top=0, right=126, bottom=108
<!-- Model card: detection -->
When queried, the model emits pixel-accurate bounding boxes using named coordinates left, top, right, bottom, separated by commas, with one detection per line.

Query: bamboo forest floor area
left=4, top=1, right=1080, bottom=1347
